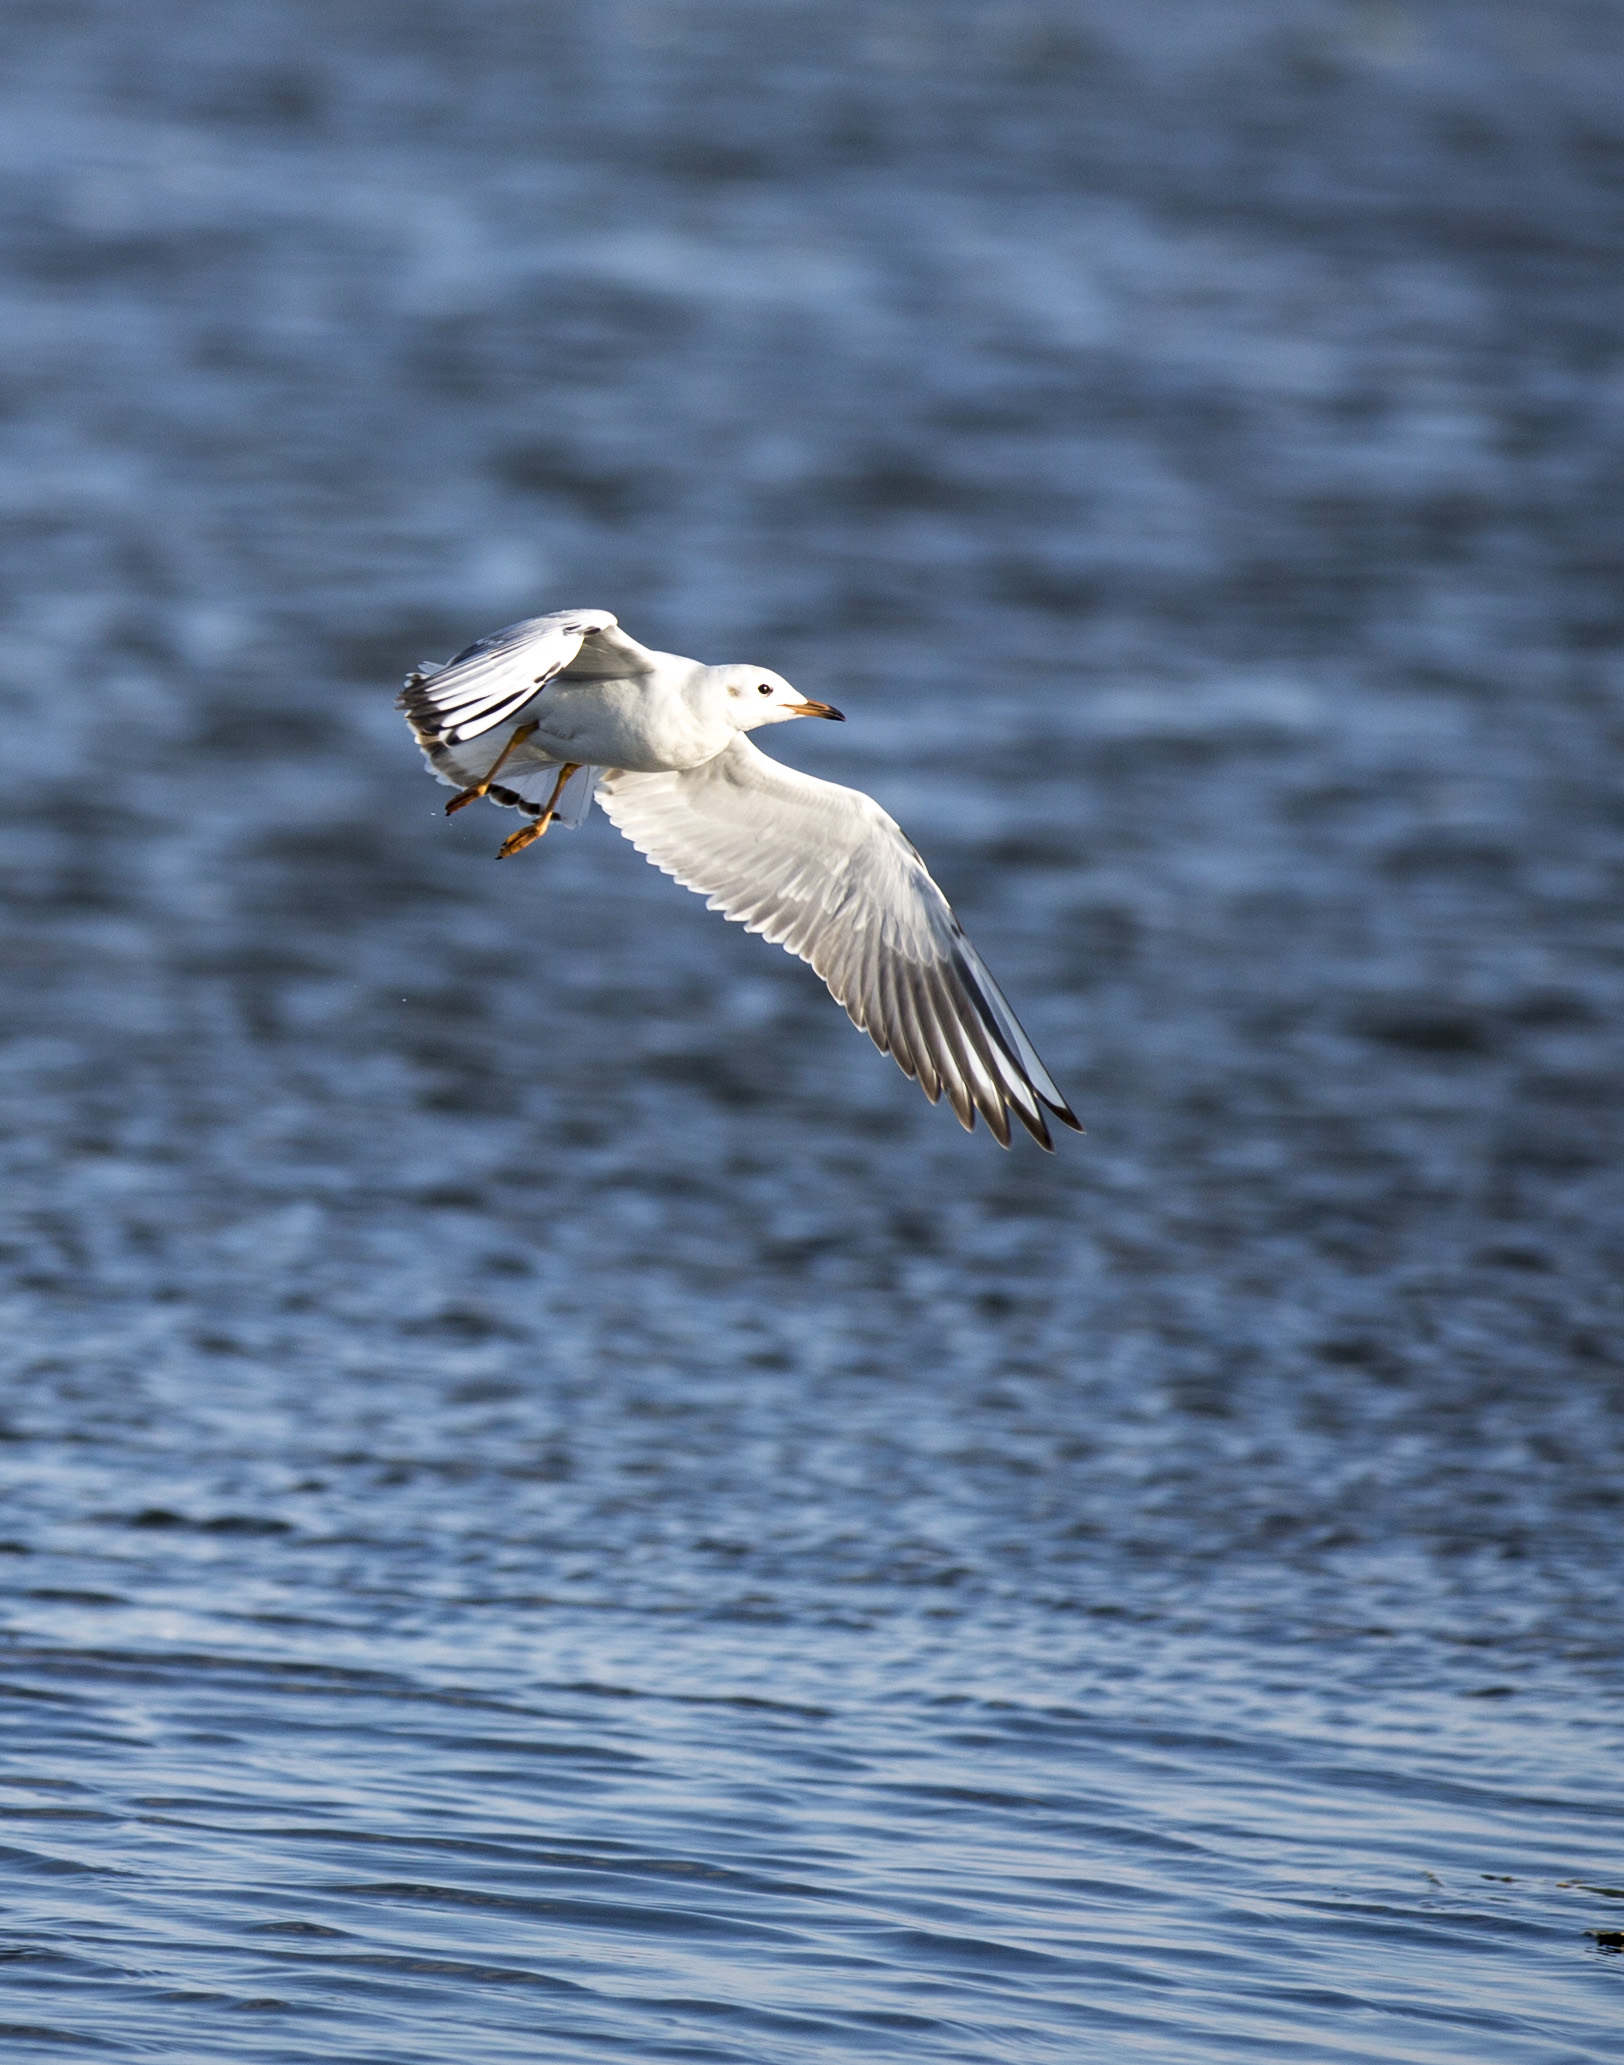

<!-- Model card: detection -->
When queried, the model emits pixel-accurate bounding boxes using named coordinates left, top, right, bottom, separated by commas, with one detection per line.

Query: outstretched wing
left=596, top=737, right=1081, bottom=1148
left=398, top=608, right=659, bottom=750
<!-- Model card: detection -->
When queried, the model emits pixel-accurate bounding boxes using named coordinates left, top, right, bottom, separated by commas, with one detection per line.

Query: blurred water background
left=1, top=2, right=1622, bottom=2058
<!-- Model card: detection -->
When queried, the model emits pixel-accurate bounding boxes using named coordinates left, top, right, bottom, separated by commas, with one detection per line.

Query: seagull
left=399, top=609, right=1081, bottom=1148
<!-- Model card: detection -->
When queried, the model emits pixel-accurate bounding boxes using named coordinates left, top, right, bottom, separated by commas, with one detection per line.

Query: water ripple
left=2, top=1, right=1623, bottom=2059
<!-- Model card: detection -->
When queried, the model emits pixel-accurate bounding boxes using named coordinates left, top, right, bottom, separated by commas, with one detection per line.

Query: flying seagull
left=399, top=609, right=1080, bottom=1148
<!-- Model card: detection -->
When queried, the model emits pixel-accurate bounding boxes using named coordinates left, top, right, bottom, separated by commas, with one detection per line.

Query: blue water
left=2, top=2, right=1623, bottom=2057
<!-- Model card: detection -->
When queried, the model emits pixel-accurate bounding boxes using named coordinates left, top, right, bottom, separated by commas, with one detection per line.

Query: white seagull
left=399, top=609, right=1081, bottom=1149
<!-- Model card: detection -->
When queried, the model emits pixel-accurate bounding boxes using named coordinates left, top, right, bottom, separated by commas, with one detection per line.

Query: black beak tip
left=826, top=705, right=845, bottom=721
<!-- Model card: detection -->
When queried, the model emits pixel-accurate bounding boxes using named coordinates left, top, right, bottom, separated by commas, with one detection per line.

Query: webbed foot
left=446, top=721, right=539, bottom=815
left=494, top=762, right=581, bottom=858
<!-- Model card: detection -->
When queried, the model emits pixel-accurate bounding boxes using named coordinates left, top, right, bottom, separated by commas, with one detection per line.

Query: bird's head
left=716, top=666, right=844, bottom=731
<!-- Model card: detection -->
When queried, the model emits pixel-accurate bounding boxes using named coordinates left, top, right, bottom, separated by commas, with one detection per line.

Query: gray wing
left=596, top=737, right=1081, bottom=1148
left=398, top=608, right=659, bottom=750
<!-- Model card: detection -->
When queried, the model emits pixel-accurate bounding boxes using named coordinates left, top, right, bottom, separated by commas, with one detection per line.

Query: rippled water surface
left=2, top=3, right=1623, bottom=2058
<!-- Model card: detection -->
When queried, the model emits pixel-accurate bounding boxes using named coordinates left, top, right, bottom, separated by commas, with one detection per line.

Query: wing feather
left=596, top=736, right=1080, bottom=1147
left=943, top=951, right=1049, bottom=1144
left=397, top=607, right=662, bottom=752
left=912, top=966, right=977, bottom=1131
left=928, top=966, right=1016, bottom=1145
left=885, top=953, right=933, bottom=1097
left=399, top=609, right=616, bottom=749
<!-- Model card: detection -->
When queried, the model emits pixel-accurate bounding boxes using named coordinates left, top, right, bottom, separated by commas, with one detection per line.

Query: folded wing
left=398, top=608, right=659, bottom=750
left=596, top=737, right=1080, bottom=1148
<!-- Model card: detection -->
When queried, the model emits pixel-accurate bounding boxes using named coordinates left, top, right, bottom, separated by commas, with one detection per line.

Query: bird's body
left=399, top=609, right=1080, bottom=1149
left=514, top=666, right=721, bottom=771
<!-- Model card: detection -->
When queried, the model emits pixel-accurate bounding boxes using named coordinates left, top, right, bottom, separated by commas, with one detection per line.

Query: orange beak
left=789, top=699, right=845, bottom=721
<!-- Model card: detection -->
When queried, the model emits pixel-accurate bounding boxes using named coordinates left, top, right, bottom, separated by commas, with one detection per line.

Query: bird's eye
left=757, top=682, right=773, bottom=696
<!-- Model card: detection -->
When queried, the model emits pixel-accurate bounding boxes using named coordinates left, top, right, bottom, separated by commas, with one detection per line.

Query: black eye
left=758, top=682, right=773, bottom=695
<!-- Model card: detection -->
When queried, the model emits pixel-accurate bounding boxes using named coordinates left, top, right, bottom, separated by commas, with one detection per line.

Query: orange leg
left=445, top=721, right=539, bottom=815
left=496, top=763, right=582, bottom=858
